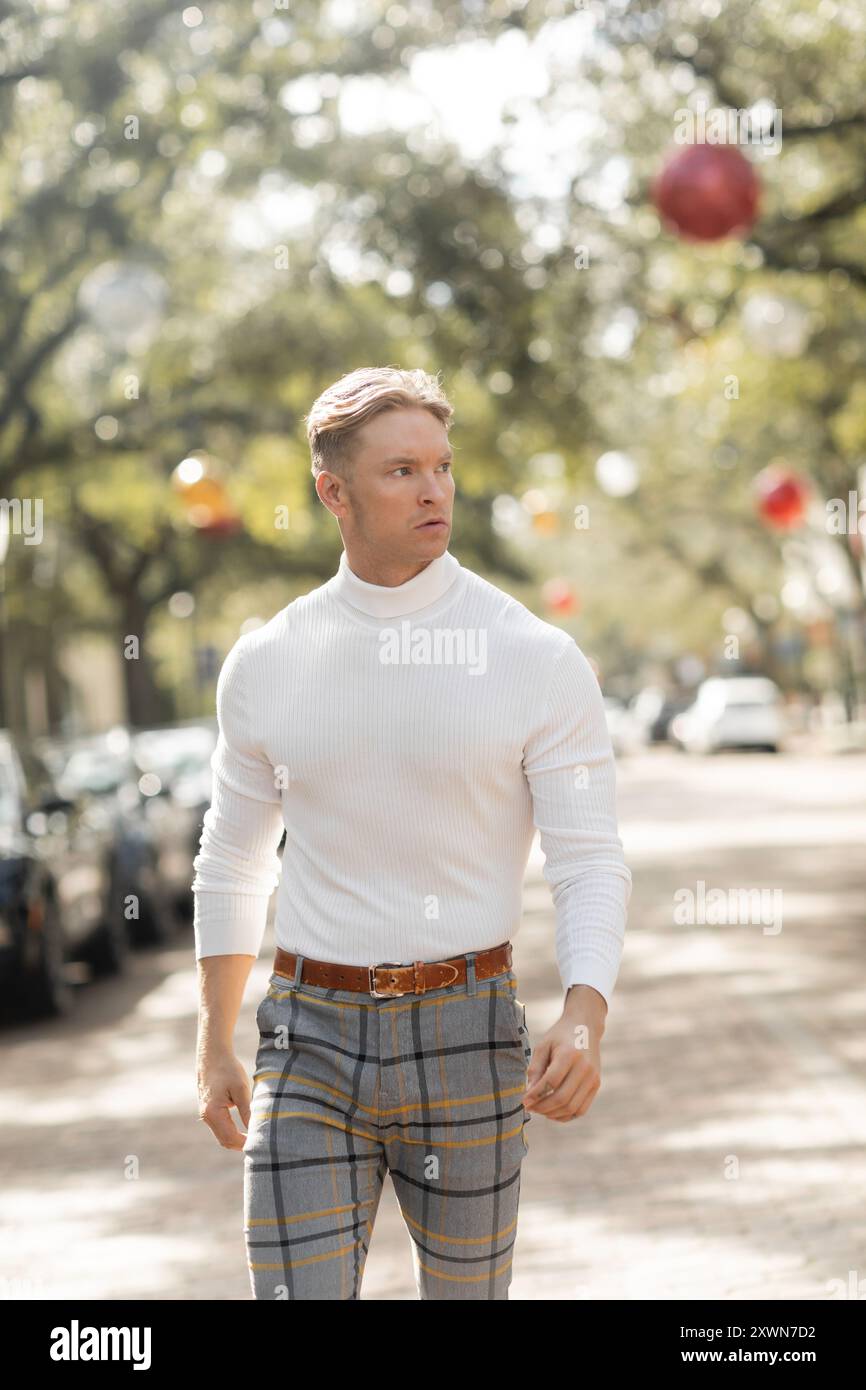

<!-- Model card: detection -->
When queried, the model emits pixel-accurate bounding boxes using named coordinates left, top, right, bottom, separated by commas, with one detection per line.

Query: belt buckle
left=369, top=962, right=408, bottom=998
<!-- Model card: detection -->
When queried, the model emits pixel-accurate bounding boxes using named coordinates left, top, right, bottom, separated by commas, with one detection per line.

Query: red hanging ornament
left=199, top=513, right=244, bottom=537
left=753, top=466, right=809, bottom=529
left=652, top=143, right=761, bottom=242
left=542, top=579, right=578, bottom=614
left=172, top=461, right=243, bottom=536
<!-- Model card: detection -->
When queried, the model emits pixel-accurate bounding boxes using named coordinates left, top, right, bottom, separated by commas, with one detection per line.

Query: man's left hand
left=521, top=984, right=607, bottom=1122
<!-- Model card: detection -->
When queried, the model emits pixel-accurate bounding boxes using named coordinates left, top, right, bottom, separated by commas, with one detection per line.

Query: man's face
left=326, top=406, right=455, bottom=560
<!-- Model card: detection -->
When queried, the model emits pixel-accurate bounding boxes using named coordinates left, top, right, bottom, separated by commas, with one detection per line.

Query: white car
left=670, top=677, right=785, bottom=753
left=603, top=696, right=647, bottom=755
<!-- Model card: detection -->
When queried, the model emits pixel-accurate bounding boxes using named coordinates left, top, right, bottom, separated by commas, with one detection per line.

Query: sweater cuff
left=193, top=891, right=270, bottom=960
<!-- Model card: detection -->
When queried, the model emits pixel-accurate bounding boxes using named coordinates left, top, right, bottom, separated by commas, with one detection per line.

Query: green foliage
left=1, top=0, right=865, bottom=725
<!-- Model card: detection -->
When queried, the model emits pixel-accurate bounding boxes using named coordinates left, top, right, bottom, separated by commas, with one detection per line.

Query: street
left=2, top=748, right=865, bottom=1300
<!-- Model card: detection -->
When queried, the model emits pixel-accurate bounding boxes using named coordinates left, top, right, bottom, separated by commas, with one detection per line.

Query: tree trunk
left=118, top=589, right=175, bottom=728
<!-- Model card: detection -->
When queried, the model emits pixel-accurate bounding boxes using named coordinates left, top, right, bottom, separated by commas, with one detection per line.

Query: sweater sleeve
left=522, top=637, right=632, bottom=1009
left=191, top=636, right=285, bottom=960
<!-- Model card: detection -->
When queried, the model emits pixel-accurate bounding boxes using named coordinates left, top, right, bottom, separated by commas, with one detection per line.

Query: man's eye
left=392, top=463, right=451, bottom=475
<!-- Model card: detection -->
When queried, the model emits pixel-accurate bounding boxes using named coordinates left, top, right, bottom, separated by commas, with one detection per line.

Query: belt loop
left=465, top=951, right=477, bottom=996
left=291, top=953, right=304, bottom=992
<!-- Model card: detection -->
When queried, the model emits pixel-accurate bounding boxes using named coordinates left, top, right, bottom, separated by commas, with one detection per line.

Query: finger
left=203, top=1103, right=247, bottom=1150
left=236, top=1096, right=252, bottom=1130
left=539, top=1073, right=586, bottom=1118
left=523, top=1051, right=562, bottom=1101
left=526, top=1062, right=596, bottom=1113
left=572, top=1075, right=601, bottom=1116
left=523, top=1071, right=568, bottom=1110
left=522, top=1072, right=556, bottom=1105
left=523, top=1050, right=574, bottom=1103
left=550, top=1074, right=600, bottom=1120
left=523, top=1043, right=552, bottom=1096
left=228, top=1081, right=253, bottom=1136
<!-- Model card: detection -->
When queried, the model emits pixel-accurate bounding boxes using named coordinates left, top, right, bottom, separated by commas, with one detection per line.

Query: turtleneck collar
left=329, top=547, right=461, bottom=618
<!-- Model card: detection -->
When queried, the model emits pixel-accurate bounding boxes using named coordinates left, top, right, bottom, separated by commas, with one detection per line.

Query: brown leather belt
left=272, top=941, right=513, bottom=998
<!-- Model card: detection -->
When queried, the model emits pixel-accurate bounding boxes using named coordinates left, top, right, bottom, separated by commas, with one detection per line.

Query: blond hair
left=304, top=366, right=454, bottom=480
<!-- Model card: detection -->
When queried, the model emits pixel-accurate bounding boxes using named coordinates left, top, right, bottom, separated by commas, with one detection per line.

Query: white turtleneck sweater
left=191, top=548, right=632, bottom=1007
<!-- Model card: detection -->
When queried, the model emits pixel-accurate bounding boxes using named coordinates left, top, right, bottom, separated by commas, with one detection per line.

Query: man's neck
left=341, top=550, right=432, bottom=587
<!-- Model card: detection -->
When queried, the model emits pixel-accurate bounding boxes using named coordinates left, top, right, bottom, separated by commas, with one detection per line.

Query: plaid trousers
left=242, top=946, right=533, bottom=1300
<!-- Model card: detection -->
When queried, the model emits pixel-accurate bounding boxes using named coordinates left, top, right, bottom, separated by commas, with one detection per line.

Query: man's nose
left=418, top=474, right=451, bottom=504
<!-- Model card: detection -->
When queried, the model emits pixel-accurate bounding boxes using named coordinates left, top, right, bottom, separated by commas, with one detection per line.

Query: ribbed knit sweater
left=191, top=547, right=632, bottom=1007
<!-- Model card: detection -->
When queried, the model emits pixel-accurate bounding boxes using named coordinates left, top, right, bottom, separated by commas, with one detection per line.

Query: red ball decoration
left=174, top=470, right=243, bottom=536
left=542, top=579, right=578, bottom=614
left=199, top=514, right=244, bottom=537
left=753, top=466, right=809, bottom=530
left=652, top=143, right=761, bottom=242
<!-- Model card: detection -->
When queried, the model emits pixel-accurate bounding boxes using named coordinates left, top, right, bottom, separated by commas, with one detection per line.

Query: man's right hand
left=197, top=1050, right=253, bottom=1150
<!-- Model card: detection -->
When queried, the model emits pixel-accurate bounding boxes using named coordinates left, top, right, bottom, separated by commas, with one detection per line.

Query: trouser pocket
left=514, top=1000, right=532, bottom=1064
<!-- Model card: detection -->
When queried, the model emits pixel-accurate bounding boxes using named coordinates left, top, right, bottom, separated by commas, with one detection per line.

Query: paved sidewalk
left=1, top=749, right=864, bottom=1300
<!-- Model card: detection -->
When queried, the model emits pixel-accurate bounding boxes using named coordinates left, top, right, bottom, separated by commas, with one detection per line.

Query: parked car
left=603, top=696, right=644, bottom=756
left=130, top=720, right=218, bottom=918
left=670, top=676, right=785, bottom=753
left=53, top=730, right=184, bottom=945
left=0, top=730, right=122, bottom=1021
left=628, top=686, right=694, bottom=744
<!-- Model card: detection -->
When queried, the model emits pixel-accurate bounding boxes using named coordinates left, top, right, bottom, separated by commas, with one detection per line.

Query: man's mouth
left=416, top=519, right=447, bottom=529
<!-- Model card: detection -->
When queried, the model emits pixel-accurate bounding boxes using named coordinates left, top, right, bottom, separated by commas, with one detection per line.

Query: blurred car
left=53, top=729, right=186, bottom=946
left=603, top=696, right=644, bottom=756
left=629, top=686, right=695, bottom=744
left=0, top=730, right=122, bottom=1020
left=130, top=720, right=218, bottom=917
left=670, top=676, right=785, bottom=753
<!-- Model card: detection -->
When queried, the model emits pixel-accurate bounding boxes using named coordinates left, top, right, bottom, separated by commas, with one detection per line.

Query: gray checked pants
left=242, top=947, right=533, bottom=1299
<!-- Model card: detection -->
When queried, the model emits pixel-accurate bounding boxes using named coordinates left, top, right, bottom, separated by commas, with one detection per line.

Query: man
left=193, top=365, right=632, bottom=1300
